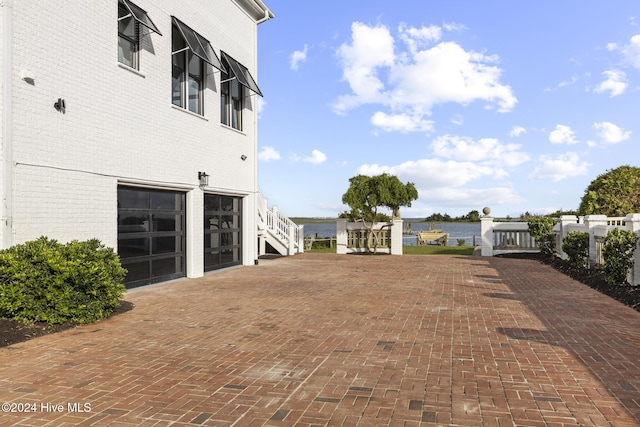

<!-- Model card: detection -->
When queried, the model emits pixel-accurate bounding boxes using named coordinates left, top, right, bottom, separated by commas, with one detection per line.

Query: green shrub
left=0, top=237, right=127, bottom=325
left=602, top=228, right=639, bottom=285
left=562, top=231, right=589, bottom=269
left=527, top=216, right=557, bottom=257
left=457, top=239, right=466, bottom=246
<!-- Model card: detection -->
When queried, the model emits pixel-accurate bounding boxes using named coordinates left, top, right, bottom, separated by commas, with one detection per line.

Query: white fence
left=336, top=219, right=403, bottom=255
left=481, top=214, right=640, bottom=286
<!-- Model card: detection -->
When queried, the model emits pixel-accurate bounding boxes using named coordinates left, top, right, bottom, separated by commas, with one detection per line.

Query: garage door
left=118, top=186, right=186, bottom=288
left=204, top=194, right=242, bottom=271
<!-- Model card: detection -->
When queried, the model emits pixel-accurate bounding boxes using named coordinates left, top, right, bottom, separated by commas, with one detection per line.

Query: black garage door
left=204, top=194, right=242, bottom=271
left=118, top=186, right=186, bottom=288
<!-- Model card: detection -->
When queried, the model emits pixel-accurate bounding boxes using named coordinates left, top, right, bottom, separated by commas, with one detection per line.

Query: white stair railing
left=257, top=191, right=267, bottom=229
left=257, top=192, right=303, bottom=255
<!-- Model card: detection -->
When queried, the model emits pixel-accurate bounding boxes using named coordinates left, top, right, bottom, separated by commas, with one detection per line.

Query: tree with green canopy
left=578, top=165, right=640, bottom=216
left=341, top=173, right=418, bottom=252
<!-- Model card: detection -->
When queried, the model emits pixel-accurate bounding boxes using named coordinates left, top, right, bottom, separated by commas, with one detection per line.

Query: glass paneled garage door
left=118, top=186, right=186, bottom=288
left=204, top=194, right=242, bottom=271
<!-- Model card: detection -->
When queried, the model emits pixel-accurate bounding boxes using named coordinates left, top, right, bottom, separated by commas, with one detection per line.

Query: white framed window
left=220, top=64, right=243, bottom=130
left=171, top=17, right=224, bottom=115
left=220, top=52, right=262, bottom=131
left=117, top=0, right=161, bottom=69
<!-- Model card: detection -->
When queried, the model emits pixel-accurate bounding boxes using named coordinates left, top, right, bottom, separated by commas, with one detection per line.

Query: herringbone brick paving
left=0, top=253, right=639, bottom=426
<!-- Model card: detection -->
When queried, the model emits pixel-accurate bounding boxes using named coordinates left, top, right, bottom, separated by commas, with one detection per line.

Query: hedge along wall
left=0, top=237, right=127, bottom=324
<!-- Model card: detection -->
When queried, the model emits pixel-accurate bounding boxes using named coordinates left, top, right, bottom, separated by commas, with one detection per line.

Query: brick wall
left=5, top=0, right=265, bottom=274
left=13, top=165, right=118, bottom=248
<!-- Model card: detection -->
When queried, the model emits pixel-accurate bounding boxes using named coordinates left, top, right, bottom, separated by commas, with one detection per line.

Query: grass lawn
left=306, top=246, right=338, bottom=253
left=402, top=245, right=476, bottom=255
left=305, top=245, right=476, bottom=255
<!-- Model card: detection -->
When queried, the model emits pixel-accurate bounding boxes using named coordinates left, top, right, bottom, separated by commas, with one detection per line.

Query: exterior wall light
left=54, top=98, right=66, bottom=113
left=198, top=171, right=209, bottom=188
left=241, top=155, right=247, bottom=161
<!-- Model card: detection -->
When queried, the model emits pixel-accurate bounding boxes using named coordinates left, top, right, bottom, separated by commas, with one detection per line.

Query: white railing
left=257, top=192, right=303, bottom=255
left=347, top=228, right=390, bottom=249
left=607, top=217, right=626, bottom=226
left=336, top=219, right=403, bottom=255
left=481, top=213, right=640, bottom=285
left=492, top=223, right=538, bottom=253
left=554, top=215, right=635, bottom=269
left=266, top=207, right=300, bottom=248
left=594, top=234, right=606, bottom=266
left=257, top=191, right=267, bottom=228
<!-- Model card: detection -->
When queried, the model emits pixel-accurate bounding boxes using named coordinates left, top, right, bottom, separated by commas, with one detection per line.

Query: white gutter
left=1, top=0, right=13, bottom=248
left=256, top=7, right=273, bottom=25
left=231, top=0, right=274, bottom=24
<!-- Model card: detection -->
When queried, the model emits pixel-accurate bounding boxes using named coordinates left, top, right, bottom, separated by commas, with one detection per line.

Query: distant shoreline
left=290, top=218, right=337, bottom=224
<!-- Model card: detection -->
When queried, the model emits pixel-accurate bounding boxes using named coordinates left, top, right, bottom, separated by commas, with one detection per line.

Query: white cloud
left=333, top=22, right=517, bottom=132
left=356, top=158, right=522, bottom=207
left=593, top=121, right=631, bottom=144
left=509, top=126, right=526, bottom=137
left=353, top=131, right=531, bottom=208
left=398, top=23, right=442, bottom=54
left=290, top=44, right=309, bottom=71
left=358, top=158, right=495, bottom=187
left=313, top=202, right=345, bottom=213
left=333, top=22, right=395, bottom=113
left=303, top=149, right=327, bottom=165
left=549, top=124, right=578, bottom=144
left=558, top=74, right=580, bottom=88
left=620, top=34, right=640, bottom=69
left=594, top=70, right=627, bottom=97
left=258, top=146, right=280, bottom=161
left=370, top=112, right=434, bottom=133
left=425, top=186, right=524, bottom=207
left=451, top=114, right=464, bottom=125
left=442, top=22, right=468, bottom=32
left=431, top=134, right=529, bottom=167
left=528, top=152, right=589, bottom=181
left=388, top=41, right=517, bottom=113
left=544, top=74, right=580, bottom=92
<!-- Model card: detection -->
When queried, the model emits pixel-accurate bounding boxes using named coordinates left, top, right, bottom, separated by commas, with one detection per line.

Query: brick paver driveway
left=1, top=253, right=639, bottom=426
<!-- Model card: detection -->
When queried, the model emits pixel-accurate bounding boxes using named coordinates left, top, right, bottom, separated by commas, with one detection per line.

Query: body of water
left=300, top=220, right=481, bottom=246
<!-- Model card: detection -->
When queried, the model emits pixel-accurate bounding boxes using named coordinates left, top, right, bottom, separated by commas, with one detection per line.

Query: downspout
left=256, top=8, right=272, bottom=25
left=253, top=5, right=272, bottom=262
left=1, top=0, right=13, bottom=248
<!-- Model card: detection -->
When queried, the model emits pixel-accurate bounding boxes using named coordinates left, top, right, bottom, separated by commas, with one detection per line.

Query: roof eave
left=232, top=0, right=275, bottom=24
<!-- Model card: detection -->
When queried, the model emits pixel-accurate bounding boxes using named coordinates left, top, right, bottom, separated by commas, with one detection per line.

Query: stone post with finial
left=481, top=207, right=494, bottom=256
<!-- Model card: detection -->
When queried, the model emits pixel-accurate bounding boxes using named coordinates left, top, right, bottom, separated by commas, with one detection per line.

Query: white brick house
left=0, top=0, right=274, bottom=287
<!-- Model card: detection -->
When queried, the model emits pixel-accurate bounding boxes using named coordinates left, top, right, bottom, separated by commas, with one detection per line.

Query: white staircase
left=257, top=192, right=304, bottom=256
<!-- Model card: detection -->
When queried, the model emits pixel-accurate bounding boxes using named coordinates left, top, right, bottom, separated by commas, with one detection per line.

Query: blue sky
left=256, top=1, right=639, bottom=218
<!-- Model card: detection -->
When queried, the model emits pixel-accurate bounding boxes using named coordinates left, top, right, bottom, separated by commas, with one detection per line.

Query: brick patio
left=0, top=253, right=639, bottom=426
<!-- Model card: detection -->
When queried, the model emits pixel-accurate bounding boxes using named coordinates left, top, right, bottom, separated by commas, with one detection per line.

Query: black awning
left=120, top=0, right=162, bottom=36
left=172, top=17, right=225, bottom=72
left=221, top=51, right=263, bottom=97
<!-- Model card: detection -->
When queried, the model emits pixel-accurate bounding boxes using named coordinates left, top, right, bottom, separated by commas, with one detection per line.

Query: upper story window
left=171, top=17, right=224, bottom=115
left=117, top=0, right=161, bottom=69
left=220, top=52, right=262, bottom=131
left=220, top=59, right=243, bottom=130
